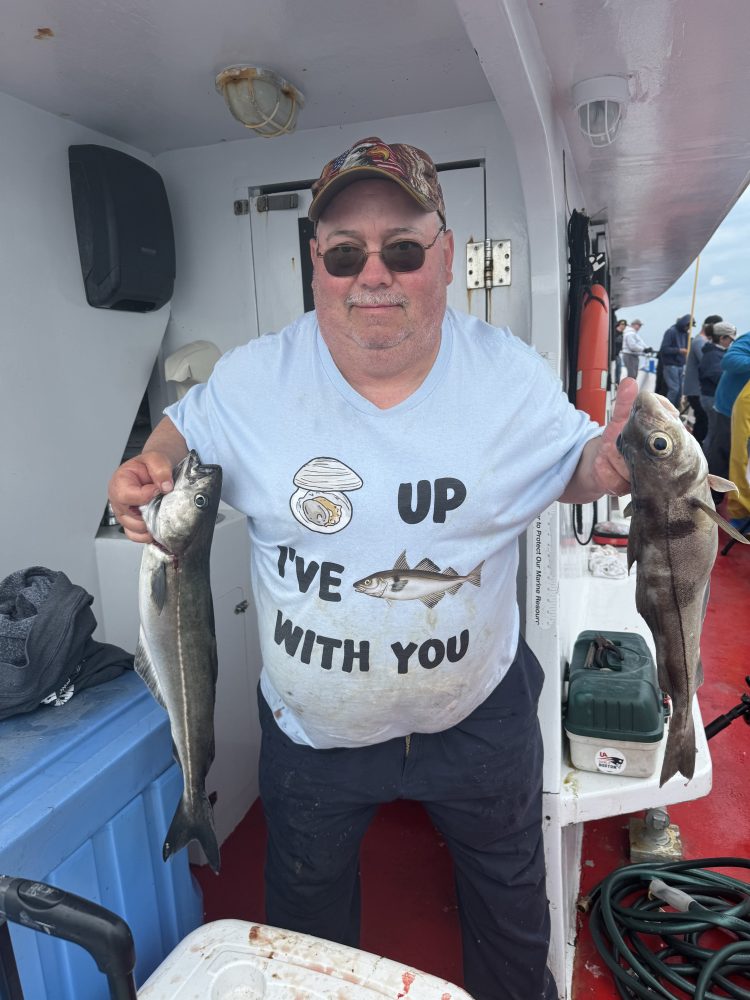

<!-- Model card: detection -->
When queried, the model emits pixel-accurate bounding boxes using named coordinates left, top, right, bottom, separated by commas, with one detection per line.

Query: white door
left=248, top=165, right=487, bottom=336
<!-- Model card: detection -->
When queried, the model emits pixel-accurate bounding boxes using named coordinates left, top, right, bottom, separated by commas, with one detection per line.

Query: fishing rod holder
left=704, top=676, right=750, bottom=741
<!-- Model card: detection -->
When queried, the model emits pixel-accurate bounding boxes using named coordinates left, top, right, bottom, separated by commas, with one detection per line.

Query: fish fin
left=420, top=591, right=445, bottom=608
left=626, top=520, right=639, bottom=573
left=690, top=498, right=750, bottom=542
left=163, top=791, right=220, bottom=874
left=415, top=557, right=441, bottom=573
left=393, top=550, right=410, bottom=571
left=151, top=561, right=168, bottom=613
left=134, top=634, right=167, bottom=711
left=706, top=474, right=739, bottom=494
left=466, top=560, right=484, bottom=587
left=391, top=577, right=409, bottom=593
left=622, top=501, right=633, bottom=518
left=659, top=711, right=696, bottom=786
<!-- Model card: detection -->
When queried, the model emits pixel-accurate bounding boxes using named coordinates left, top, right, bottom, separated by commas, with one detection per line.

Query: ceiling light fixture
left=572, top=76, right=629, bottom=147
left=215, top=65, right=305, bottom=138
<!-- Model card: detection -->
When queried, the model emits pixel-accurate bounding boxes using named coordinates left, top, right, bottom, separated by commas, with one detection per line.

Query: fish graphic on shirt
left=353, top=551, right=483, bottom=608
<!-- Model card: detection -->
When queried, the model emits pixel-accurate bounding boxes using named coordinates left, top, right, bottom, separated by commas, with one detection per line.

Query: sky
left=614, top=184, right=750, bottom=349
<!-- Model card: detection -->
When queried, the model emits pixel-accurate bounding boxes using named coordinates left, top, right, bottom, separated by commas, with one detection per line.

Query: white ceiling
left=2, top=0, right=750, bottom=307
left=0, top=0, right=493, bottom=153
left=527, top=0, right=750, bottom=306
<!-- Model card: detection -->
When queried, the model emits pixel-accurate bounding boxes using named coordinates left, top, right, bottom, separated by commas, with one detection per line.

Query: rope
left=583, top=858, right=750, bottom=999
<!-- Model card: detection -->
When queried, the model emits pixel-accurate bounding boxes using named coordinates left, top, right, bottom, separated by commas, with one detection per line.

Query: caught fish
left=353, top=551, right=483, bottom=608
left=136, top=450, right=223, bottom=871
left=617, top=391, right=748, bottom=785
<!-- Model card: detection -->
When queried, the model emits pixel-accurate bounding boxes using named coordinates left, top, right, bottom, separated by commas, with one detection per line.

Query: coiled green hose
left=583, top=857, right=750, bottom=998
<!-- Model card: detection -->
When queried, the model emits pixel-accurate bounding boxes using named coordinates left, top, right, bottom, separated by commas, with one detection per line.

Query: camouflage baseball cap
left=308, top=136, right=446, bottom=224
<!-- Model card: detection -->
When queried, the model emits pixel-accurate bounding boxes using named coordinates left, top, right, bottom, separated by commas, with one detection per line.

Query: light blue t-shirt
left=166, top=308, right=599, bottom=748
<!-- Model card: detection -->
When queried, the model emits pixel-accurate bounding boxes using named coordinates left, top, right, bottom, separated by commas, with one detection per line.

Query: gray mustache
left=345, top=292, right=408, bottom=307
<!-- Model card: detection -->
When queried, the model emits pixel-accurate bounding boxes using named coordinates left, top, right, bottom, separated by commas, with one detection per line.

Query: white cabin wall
left=0, top=92, right=169, bottom=614
left=155, top=102, right=530, bottom=365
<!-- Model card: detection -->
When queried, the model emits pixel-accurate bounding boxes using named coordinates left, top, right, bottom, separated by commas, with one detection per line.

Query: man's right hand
left=108, top=452, right=175, bottom=543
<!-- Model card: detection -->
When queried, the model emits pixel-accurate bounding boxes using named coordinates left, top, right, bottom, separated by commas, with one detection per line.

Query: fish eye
left=646, top=431, right=673, bottom=456
left=363, top=578, right=372, bottom=586
left=194, top=494, right=208, bottom=508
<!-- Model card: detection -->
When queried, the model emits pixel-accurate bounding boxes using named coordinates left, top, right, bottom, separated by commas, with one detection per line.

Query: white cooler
left=138, top=919, right=473, bottom=999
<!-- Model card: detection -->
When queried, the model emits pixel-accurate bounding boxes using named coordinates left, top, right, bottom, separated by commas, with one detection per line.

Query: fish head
left=617, top=391, right=707, bottom=499
left=141, top=450, right=222, bottom=554
left=353, top=574, right=389, bottom=598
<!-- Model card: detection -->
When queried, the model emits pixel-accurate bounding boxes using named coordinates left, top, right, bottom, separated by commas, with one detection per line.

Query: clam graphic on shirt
left=290, top=457, right=363, bottom=534
left=354, top=550, right=484, bottom=607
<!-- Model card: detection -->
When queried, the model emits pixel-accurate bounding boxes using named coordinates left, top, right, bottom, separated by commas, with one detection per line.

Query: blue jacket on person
left=659, top=314, right=692, bottom=367
left=714, top=332, right=750, bottom=417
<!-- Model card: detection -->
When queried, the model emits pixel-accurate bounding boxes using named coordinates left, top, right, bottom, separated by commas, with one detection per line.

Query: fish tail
left=467, top=560, right=484, bottom=588
left=659, top=711, right=696, bottom=787
left=163, top=792, right=220, bottom=874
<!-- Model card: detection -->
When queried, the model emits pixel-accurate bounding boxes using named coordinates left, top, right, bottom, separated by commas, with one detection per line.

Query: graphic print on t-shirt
left=353, top=550, right=484, bottom=608
left=289, top=457, right=363, bottom=534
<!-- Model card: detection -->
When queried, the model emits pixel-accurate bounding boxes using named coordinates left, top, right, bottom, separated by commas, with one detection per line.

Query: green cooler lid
left=564, top=630, right=664, bottom=743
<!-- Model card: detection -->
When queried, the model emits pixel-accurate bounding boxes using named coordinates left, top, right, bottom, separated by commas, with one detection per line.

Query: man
left=614, top=317, right=627, bottom=382
left=710, top=328, right=750, bottom=487
left=620, top=319, right=648, bottom=379
left=683, top=315, right=722, bottom=444
left=698, top=321, right=737, bottom=466
left=658, top=313, right=694, bottom=407
left=108, top=136, right=636, bottom=1000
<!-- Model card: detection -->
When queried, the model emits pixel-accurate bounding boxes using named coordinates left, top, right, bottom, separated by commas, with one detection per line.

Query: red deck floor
left=193, top=529, right=749, bottom=997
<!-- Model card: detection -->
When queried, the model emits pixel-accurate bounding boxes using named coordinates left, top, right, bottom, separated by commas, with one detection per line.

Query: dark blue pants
left=258, top=637, right=557, bottom=1000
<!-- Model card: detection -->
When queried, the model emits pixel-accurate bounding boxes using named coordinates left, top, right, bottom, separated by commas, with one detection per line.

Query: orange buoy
left=576, top=283, right=610, bottom=425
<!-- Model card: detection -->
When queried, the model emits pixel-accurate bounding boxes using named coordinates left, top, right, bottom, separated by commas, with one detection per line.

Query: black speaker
left=68, top=144, right=176, bottom=313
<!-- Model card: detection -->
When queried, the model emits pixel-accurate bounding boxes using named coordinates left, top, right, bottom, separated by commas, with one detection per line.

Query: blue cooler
left=0, top=671, right=202, bottom=999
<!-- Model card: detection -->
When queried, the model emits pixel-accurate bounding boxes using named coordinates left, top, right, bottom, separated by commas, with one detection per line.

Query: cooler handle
left=0, top=876, right=137, bottom=1000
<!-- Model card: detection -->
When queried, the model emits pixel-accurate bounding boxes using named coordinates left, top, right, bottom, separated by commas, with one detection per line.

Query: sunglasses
left=315, top=225, right=446, bottom=278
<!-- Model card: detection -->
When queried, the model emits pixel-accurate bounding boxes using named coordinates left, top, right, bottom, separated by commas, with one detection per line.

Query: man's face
left=310, top=180, right=454, bottom=363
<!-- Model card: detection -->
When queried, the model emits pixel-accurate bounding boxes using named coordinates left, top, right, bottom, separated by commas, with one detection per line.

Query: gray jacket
left=682, top=335, right=707, bottom=396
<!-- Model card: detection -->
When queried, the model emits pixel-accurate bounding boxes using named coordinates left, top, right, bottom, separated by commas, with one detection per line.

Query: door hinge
left=256, top=193, right=299, bottom=213
left=466, top=239, right=511, bottom=289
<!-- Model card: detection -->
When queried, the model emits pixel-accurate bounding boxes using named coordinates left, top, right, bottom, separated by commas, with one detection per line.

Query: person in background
left=658, top=313, right=694, bottom=408
left=620, top=318, right=648, bottom=379
left=699, top=322, right=737, bottom=461
left=726, top=374, right=750, bottom=531
left=614, top=317, right=627, bottom=383
left=683, top=314, right=722, bottom=444
left=710, top=328, right=750, bottom=487
left=107, top=135, right=638, bottom=1000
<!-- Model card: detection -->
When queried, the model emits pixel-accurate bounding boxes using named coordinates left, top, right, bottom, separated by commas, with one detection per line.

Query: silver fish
left=617, top=391, right=748, bottom=785
left=136, top=450, right=223, bottom=871
left=353, top=550, right=483, bottom=608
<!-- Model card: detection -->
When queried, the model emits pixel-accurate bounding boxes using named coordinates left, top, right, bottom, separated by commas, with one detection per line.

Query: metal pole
left=689, top=255, right=700, bottom=330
